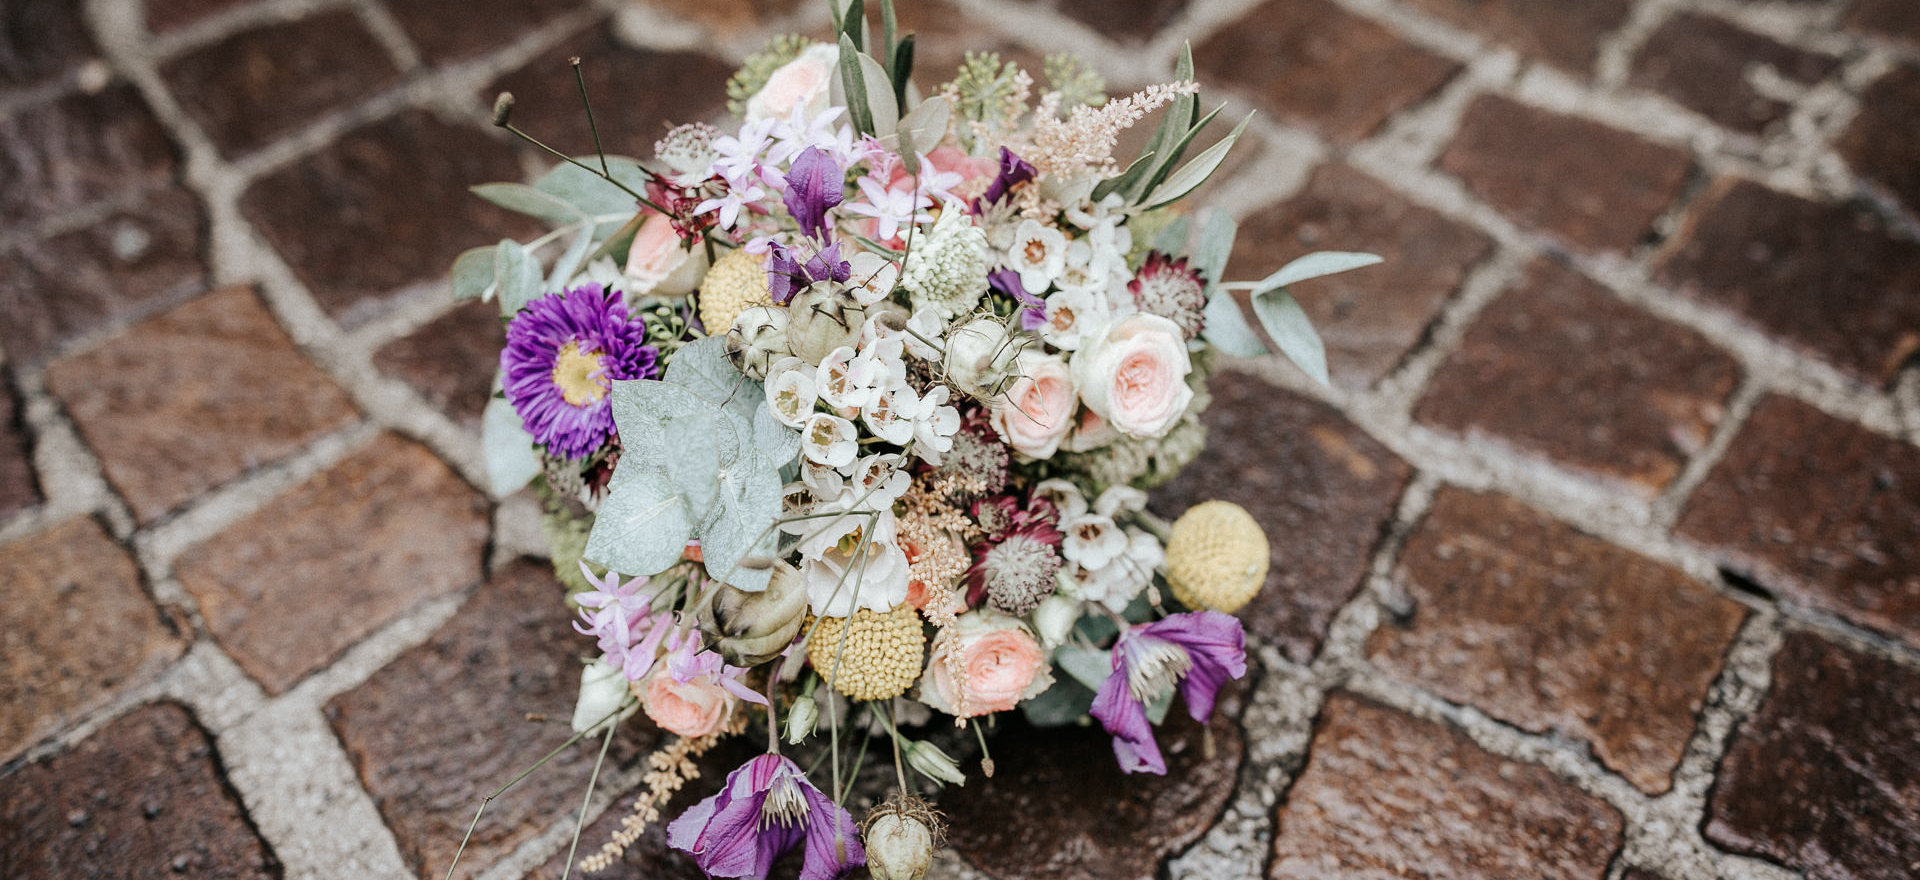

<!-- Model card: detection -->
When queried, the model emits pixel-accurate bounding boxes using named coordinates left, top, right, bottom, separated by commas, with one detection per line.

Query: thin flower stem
left=443, top=702, right=629, bottom=880
left=499, top=122, right=673, bottom=216
left=878, top=700, right=909, bottom=792
left=559, top=726, right=617, bottom=880
left=972, top=718, right=995, bottom=777
left=570, top=57, right=611, bottom=178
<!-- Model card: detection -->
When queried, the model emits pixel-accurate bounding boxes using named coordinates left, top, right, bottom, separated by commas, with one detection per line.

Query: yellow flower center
left=551, top=341, right=608, bottom=407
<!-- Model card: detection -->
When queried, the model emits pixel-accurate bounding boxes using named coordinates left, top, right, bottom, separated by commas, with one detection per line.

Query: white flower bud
left=902, top=740, right=967, bottom=787
left=569, top=660, right=636, bottom=734
left=943, top=317, right=1023, bottom=400
left=785, top=692, right=819, bottom=744
left=1032, top=593, right=1079, bottom=648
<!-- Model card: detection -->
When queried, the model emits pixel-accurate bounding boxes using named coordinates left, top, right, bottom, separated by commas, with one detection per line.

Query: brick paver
left=4, top=2, right=1918, bottom=878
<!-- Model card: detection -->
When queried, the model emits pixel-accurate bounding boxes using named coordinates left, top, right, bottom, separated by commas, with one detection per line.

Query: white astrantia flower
left=767, top=365, right=819, bottom=429
left=801, top=412, right=858, bottom=468
left=1006, top=218, right=1067, bottom=294
left=910, top=384, right=961, bottom=465
left=847, top=251, right=902, bottom=306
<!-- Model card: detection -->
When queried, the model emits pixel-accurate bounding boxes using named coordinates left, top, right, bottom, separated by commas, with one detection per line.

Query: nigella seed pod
left=725, top=305, right=790, bottom=379
left=785, top=281, right=867, bottom=364
left=863, top=796, right=944, bottom=880
left=698, top=562, right=809, bottom=666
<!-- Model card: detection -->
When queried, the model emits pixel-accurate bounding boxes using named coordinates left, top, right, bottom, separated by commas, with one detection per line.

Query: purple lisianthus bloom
left=988, top=268, right=1047, bottom=331
left=767, top=241, right=853, bottom=304
left=501, top=285, right=658, bottom=460
left=1088, top=611, right=1247, bottom=775
left=667, top=753, right=864, bottom=880
left=972, top=146, right=1036, bottom=213
left=783, top=146, right=844, bottom=242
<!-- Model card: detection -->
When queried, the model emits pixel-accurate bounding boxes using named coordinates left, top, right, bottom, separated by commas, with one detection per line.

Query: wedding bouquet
left=454, top=4, right=1375, bottom=877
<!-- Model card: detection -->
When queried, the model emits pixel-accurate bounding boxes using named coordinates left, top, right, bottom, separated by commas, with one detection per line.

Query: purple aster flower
left=767, top=241, right=852, bottom=304
left=501, top=285, right=657, bottom=460
left=988, top=268, right=1047, bottom=331
left=972, top=146, right=1036, bottom=213
left=1089, top=611, right=1247, bottom=775
left=783, top=146, right=844, bottom=242
left=667, top=753, right=865, bottom=880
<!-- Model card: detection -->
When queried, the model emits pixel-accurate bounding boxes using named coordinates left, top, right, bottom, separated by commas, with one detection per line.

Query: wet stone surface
left=1152, top=370, right=1413, bottom=663
left=1838, top=63, right=1920, bottom=218
left=0, top=83, right=176, bottom=230
left=1706, top=631, right=1920, bottom=880
left=1415, top=257, right=1741, bottom=495
left=174, top=433, right=490, bottom=694
left=1369, top=488, right=1745, bottom=794
left=1676, top=395, right=1920, bottom=649
left=0, top=702, right=279, bottom=879
left=1271, top=692, right=1624, bottom=879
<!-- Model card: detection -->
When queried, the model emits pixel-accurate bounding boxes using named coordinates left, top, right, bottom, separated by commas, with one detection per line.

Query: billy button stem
left=488, top=90, right=675, bottom=218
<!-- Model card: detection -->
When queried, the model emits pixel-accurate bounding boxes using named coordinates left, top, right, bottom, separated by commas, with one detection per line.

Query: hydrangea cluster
left=461, top=8, right=1379, bottom=877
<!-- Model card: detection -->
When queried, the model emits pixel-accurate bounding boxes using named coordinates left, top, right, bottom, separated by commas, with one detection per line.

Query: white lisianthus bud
left=902, top=740, right=967, bottom=786
left=784, top=692, right=819, bottom=745
left=570, top=660, right=636, bottom=734
left=865, top=812, right=936, bottom=880
left=1032, top=593, right=1079, bottom=648
left=726, top=305, right=790, bottom=379
left=943, top=317, right=1023, bottom=400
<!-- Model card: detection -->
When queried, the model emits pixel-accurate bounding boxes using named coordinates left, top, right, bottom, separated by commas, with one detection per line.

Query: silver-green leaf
left=584, top=466, right=694, bottom=577
left=494, top=239, right=544, bottom=316
left=452, top=245, right=497, bottom=301
left=1140, top=111, right=1252, bottom=209
left=1251, top=289, right=1328, bottom=385
left=481, top=396, right=540, bottom=497
left=472, top=182, right=587, bottom=224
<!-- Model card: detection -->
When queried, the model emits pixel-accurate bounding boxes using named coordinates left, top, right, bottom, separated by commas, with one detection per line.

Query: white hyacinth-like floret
left=902, top=209, right=989, bottom=319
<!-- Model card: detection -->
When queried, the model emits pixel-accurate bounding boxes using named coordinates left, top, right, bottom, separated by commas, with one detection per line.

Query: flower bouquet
left=452, top=4, right=1376, bottom=877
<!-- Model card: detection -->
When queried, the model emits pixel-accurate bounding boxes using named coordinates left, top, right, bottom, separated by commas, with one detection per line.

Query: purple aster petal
left=767, top=243, right=807, bottom=304
left=1089, top=659, right=1166, bottom=775
left=784, top=146, right=844, bottom=242
left=799, top=777, right=865, bottom=880
left=1143, top=611, right=1247, bottom=723
left=974, top=147, right=1036, bottom=212
left=803, top=241, right=852, bottom=284
left=500, top=285, right=658, bottom=460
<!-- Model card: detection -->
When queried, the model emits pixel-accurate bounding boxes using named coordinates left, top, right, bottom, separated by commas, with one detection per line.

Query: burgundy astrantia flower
left=1128, top=251, right=1207, bottom=339
left=501, top=285, right=658, bottom=460
left=1089, top=611, right=1247, bottom=775
left=965, top=495, right=1064, bottom=613
left=667, top=753, right=865, bottom=880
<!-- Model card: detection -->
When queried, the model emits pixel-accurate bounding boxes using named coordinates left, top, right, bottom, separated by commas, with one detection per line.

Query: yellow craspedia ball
left=806, top=604, right=927, bottom=701
left=1165, top=500, right=1269, bottom=613
left=697, top=246, right=770, bottom=336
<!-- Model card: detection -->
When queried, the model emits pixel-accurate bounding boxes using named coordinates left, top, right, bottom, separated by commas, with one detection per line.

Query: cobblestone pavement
left=3, top=0, right=1918, bottom=877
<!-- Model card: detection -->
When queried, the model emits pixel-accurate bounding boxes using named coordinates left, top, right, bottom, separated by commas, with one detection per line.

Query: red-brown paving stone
left=1368, top=489, right=1745, bottom=794
left=1271, top=693, right=1624, bottom=879
left=0, top=84, right=175, bottom=228
left=44, top=286, right=359, bottom=525
left=374, top=300, right=504, bottom=430
left=0, top=0, right=97, bottom=88
left=0, top=184, right=208, bottom=365
left=645, top=0, right=808, bottom=36
left=946, top=687, right=1245, bottom=880
left=1050, top=0, right=1190, bottom=44
left=1414, top=258, right=1741, bottom=496
left=1400, top=0, right=1631, bottom=75
left=1675, top=396, right=1920, bottom=649
left=1, top=517, right=184, bottom=760
left=239, top=110, right=537, bottom=327
left=1196, top=0, right=1460, bottom=143
left=1846, top=0, right=1920, bottom=46
left=486, top=24, right=733, bottom=163
left=1838, top=63, right=1920, bottom=218
left=1439, top=96, right=1694, bottom=253
left=1152, top=371, right=1413, bottom=663
left=175, top=433, right=489, bottom=694
left=1231, top=164, right=1496, bottom=389
left=0, top=702, right=279, bottom=878
left=386, top=0, right=588, bottom=65
left=0, top=375, right=39, bottom=521
left=328, top=557, right=655, bottom=879
left=1631, top=13, right=1839, bottom=135
left=892, top=0, right=1047, bottom=87
left=145, top=0, right=257, bottom=34
left=1705, top=631, right=1920, bottom=880
left=1655, top=178, right=1920, bottom=387
left=160, top=10, right=404, bottom=158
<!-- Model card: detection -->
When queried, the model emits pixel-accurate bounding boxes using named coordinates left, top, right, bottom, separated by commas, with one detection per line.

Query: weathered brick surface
left=1152, top=371, right=1413, bottom=663
left=0, top=184, right=209, bottom=364
left=1415, top=258, right=1741, bottom=495
left=374, top=300, right=504, bottom=429
left=1050, top=0, right=1189, bottom=44
left=387, top=0, right=587, bottom=65
left=947, top=689, right=1245, bottom=880
left=1400, top=0, right=1630, bottom=74
left=1370, top=489, right=1745, bottom=793
left=1847, top=0, right=1920, bottom=46
left=1706, top=632, right=1920, bottom=880
left=1655, top=178, right=1920, bottom=387
left=1632, top=13, right=1839, bottom=134
left=1232, top=164, right=1495, bottom=389
left=1271, top=693, right=1624, bottom=878
left=0, top=376, right=38, bottom=521
left=486, top=24, right=733, bottom=163
left=0, top=702, right=279, bottom=878
left=1676, top=396, right=1920, bottom=648
left=1838, top=64, right=1920, bottom=217
left=45, top=285, right=359, bottom=525
left=240, top=110, right=536, bottom=326
left=644, top=0, right=808, bottom=36
left=144, top=0, right=256, bottom=34
left=1, top=517, right=184, bottom=760
left=328, top=557, right=650, bottom=879
left=0, top=84, right=175, bottom=228
left=1440, top=96, right=1693, bottom=253
left=893, top=0, right=1046, bottom=88
left=175, top=433, right=489, bottom=694
left=160, top=10, right=403, bottom=158
left=1197, top=0, right=1460, bottom=143
left=0, top=0, right=97, bottom=87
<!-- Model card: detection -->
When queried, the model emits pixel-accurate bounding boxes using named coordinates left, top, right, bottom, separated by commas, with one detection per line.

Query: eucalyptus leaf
left=753, top=404, right=801, bottom=467
left=584, top=466, right=694, bottom=577
left=1191, top=209, right=1235, bottom=294
left=1251, top=289, right=1329, bottom=385
left=890, top=95, right=950, bottom=162
left=481, top=396, right=540, bottom=497
left=1150, top=215, right=1191, bottom=255
left=494, top=239, right=544, bottom=316
left=1253, top=251, right=1383, bottom=290
left=1140, top=111, right=1252, bottom=209
left=608, top=379, right=716, bottom=471
left=1055, top=644, right=1114, bottom=693
left=857, top=49, right=898, bottom=137
left=534, top=158, right=649, bottom=217
left=664, top=336, right=765, bottom=437
left=452, top=245, right=496, bottom=301
left=700, top=452, right=782, bottom=592
left=547, top=223, right=595, bottom=289
left=662, top=412, right=724, bottom=518
left=471, top=182, right=587, bottom=224
left=1192, top=211, right=1267, bottom=357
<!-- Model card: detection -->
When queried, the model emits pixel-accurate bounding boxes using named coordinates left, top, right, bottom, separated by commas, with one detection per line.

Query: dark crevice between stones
left=1716, top=567, right=1775, bottom=603
left=1641, top=164, right=1717, bottom=253
left=174, top=701, right=289, bottom=880
left=1374, top=240, right=1511, bottom=395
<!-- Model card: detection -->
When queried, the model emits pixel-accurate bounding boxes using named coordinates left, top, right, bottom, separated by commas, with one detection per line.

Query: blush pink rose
left=1070, top=313, right=1194, bottom=439
left=624, top=212, right=704, bottom=297
left=643, top=673, right=734, bottom=737
left=990, top=351, right=1076, bottom=459
left=919, top=611, right=1051, bottom=717
left=745, top=43, right=839, bottom=122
